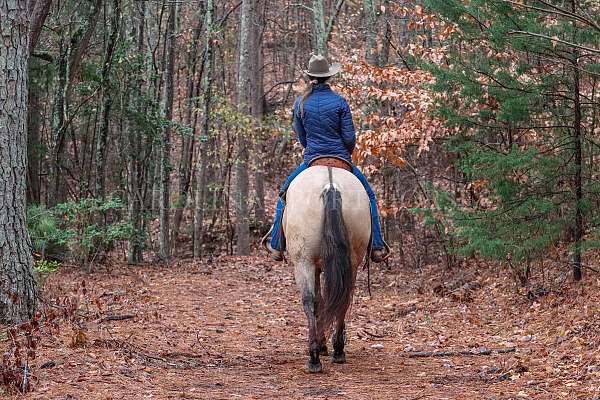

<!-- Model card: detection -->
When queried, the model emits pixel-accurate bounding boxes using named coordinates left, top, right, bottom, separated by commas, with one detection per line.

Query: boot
left=371, top=242, right=391, bottom=263
left=267, top=243, right=283, bottom=261
left=261, top=227, right=283, bottom=261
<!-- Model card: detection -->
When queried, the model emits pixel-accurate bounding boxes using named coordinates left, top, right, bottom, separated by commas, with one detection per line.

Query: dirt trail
left=24, top=256, right=600, bottom=399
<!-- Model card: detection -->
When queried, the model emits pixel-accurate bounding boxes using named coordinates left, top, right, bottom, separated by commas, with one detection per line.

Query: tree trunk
left=95, top=0, right=121, bottom=199
left=380, top=0, right=392, bottom=66
left=571, top=0, right=583, bottom=281
left=127, top=0, right=146, bottom=264
left=235, top=0, right=257, bottom=255
left=48, top=35, right=70, bottom=206
left=159, top=1, right=178, bottom=260
left=27, top=59, right=42, bottom=204
left=312, top=0, right=327, bottom=56
left=28, top=0, right=52, bottom=54
left=26, top=0, right=51, bottom=205
left=252, top=0, right=266, bottom=230
left=364, top=0, right=378, bottom=65
left=0, top=0, right=38, bottom=323
left=173, top=9, right=204, bottom=245
left=194, top=0, right=215, bottom=259
left=312, top=0, right=344, bottom=57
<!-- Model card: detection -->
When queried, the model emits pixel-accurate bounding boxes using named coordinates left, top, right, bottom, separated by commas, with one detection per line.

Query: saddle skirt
left=309, top=156, right=352, bottom=172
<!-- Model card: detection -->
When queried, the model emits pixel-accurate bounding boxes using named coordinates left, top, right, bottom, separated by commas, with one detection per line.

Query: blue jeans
left=270, top=162, right=385, bottom=251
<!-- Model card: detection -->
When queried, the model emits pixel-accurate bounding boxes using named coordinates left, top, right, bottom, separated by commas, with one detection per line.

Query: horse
left=283, top=164, right=371, bottom=373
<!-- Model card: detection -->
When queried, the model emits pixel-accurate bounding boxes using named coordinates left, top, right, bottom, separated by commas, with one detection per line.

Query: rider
left=263, top=54, right=390, bottom=263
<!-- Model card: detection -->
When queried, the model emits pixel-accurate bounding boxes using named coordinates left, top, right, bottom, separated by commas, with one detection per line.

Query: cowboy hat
left=304, top=54, right=342, bottom=78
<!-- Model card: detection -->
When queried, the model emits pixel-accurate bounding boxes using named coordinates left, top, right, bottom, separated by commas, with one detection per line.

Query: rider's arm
left=340, top=98, right=356, bottom=153
left=292, top=101, right=307, bottom=148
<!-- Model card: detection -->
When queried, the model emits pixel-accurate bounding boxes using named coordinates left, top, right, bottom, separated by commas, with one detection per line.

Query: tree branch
left=325, top=0, right=344, bottom=44
left=289, top=3, right=314, bottom=13
left=508, top=30, right=600, bottom=55
left=502, top=0, right=600, bottom=33
left=29, top=0, right=52, bottom=54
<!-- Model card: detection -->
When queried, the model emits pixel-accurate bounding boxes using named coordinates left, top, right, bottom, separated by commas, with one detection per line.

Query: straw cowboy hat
left=304, top=54, right=342, bottom=78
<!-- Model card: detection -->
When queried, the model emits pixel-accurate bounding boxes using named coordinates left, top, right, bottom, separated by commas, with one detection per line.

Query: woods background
left=3, top=0, right=600, bottom=319
left=2, top=0, right=600, bottom=397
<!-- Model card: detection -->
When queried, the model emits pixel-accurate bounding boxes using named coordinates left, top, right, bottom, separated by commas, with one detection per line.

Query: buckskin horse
left=282, top=160, right=371, bottom=373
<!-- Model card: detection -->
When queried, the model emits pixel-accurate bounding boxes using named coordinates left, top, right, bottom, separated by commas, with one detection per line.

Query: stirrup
left=260, top=226, right=273, bottom=253
left=260, top=226, right=284, bottom=261
left=371, top=241, right=392, bottom=263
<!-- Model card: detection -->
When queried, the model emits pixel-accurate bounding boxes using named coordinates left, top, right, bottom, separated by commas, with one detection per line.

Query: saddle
left=309, top=157, right=352, bottom=172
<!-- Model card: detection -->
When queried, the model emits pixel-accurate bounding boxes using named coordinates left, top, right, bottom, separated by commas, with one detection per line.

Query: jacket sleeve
left=292, top=99, right=307, bottom=148
left=340, top=98, right=356, bottom=153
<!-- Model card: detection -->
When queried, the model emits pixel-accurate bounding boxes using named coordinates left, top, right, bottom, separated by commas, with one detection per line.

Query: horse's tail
left=320, top=184, right=353, bottom=330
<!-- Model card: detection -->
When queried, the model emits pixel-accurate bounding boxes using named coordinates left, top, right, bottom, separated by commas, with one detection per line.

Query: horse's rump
left=283, top=166, right=371, bottom=265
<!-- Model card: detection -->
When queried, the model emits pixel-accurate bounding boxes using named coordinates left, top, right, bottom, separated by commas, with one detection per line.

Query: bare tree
left=234, top=0, right=258, bottom=255
left=312, top=0, right=344, bottom=56
left=95, top=0, right=122, bottom=199
left=194, top=0, right=215, bottom=259
left=159, top=1, right=178, bottom=260
left=364, top=0, right=378, bottom=65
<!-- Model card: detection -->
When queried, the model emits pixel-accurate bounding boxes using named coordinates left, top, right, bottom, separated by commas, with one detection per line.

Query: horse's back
left=283, top=166, right=371, bottom=264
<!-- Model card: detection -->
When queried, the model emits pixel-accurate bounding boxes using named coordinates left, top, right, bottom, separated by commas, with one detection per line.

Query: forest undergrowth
left=2, top=250, right=600, bottom=399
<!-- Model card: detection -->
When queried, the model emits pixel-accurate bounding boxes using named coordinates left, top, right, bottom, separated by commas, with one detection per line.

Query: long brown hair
left=299, top=76, right=330, bottom=118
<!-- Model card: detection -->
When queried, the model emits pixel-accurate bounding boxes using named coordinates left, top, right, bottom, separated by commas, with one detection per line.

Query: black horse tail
left=320, top=185, right=354, bottom=330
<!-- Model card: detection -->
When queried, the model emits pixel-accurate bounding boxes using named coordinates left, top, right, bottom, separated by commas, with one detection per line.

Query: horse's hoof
left=306, top=361, right=323, bottom=373
left=331, top=352, right=346, bottom=364
left=319, top=344, right=329, bottom=356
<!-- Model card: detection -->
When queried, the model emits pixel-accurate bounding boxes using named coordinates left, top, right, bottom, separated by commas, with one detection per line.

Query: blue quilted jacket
left=292, top=84, right=356, bottom=165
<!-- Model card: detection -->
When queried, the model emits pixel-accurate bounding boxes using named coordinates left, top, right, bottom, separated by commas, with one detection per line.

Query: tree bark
left=364, top=0, right=378, bottom=65
left=0, top=0, right=38, bottom=323
left=48, top=34, right=70, bottom=206
left=253, top=0, right=266, bottom=230
left=235, top=0, right=258, bottom=255
left=312, top=0, right=327, bottom=56
left=159, top=1, right=178, bottom=260
left=27, top=59, right=42, bottom=204
left=28, top=0, right=52, bottom=54
left=194, top=0, right=215, bottom=259
left=379, top=0, right=391, bottom=65
left=572, top=0, right=583, bottom=281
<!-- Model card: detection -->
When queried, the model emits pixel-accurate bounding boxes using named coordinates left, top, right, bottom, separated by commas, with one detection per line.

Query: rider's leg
left=351, top=165, right=386, bottom=250
left=270, top=162, right=309, bottom=251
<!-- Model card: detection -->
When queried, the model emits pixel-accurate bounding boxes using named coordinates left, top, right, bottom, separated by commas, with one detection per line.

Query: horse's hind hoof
left=331, top=352, right=346, bottom=364
left=306, top=361, right=323, bottom=373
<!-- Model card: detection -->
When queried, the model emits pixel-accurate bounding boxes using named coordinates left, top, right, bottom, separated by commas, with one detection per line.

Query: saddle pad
left=309, top=157, right=352, bottom=172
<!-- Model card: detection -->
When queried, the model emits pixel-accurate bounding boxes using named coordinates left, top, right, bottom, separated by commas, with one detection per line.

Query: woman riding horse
left=264, top=54, right=390, bottom=262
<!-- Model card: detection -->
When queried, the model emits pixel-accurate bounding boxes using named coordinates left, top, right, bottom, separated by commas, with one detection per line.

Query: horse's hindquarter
left=284, top=166, right=371, bottom=266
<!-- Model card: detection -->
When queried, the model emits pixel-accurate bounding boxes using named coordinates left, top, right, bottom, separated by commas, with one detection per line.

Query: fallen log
left=404, top=347, right=516, bottom=358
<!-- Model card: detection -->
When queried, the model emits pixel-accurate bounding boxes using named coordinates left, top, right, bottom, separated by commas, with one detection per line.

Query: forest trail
left=26, top=257, right=599, bottom=400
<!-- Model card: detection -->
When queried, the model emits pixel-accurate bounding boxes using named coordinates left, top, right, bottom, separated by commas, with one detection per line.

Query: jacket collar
left=312, top=83, right=332, bottom=92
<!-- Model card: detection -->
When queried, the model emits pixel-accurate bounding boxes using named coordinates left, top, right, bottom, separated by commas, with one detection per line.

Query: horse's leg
left=331, top=310, right=348, bottom=364
left=296, top=260, right=323, bottom=373
left=314, top=268, right=328, bottom=356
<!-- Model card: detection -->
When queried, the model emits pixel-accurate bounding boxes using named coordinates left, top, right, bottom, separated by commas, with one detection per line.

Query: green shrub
left=28, top=198, right=136, bottom=264
left=27, top=204, right=70, bottom=260
left=34, top=259, right=60, bottom=275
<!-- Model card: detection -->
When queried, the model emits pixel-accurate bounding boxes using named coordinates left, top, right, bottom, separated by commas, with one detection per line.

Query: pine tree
left=0, top=0, right=38, bottom=323
left=425, top=0, right=600, bottom=280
